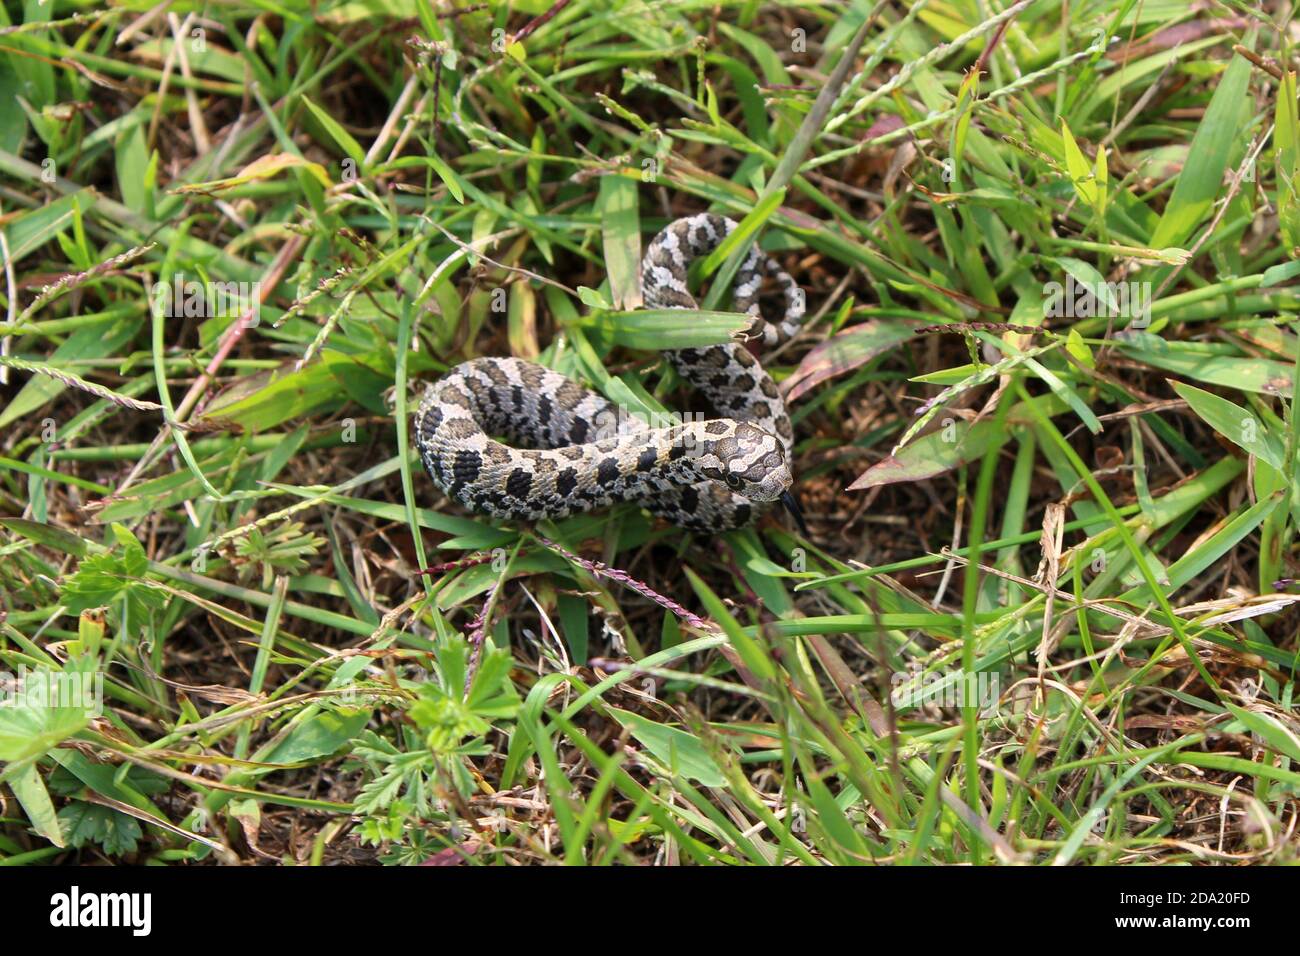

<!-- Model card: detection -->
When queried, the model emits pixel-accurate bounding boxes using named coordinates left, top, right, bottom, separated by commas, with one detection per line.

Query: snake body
left=414, top=213, right=805, bottom=532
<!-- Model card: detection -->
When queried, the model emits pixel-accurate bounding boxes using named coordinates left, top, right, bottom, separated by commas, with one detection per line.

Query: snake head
left=688, top=421, right=792, bottom=501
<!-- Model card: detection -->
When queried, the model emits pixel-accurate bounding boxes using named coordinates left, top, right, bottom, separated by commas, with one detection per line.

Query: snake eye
left=725, top=473, right=743, bottom=489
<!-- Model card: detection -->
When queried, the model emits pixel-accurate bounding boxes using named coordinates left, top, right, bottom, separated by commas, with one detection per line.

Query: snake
left=414, top=213, right=806, bottom=533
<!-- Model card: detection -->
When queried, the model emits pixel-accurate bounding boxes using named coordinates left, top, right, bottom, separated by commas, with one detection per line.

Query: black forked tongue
left=780, top=490, right=809, bottom=536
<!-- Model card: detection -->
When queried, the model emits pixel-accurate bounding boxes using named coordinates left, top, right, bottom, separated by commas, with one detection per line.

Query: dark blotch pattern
left=597, top=457, right=621, bottom=487
left=416, top=213, right=806, bottom=533
left=506, top=468, right=532, bottom=499
left=453, top=449, right=482, bottom=483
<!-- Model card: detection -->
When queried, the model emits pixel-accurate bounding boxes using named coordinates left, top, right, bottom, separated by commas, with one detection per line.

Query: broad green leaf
left=0, top=517, right=91, bottom=558
left=576, top=286, right=611, bottom=310
left=1060, top=119, right=1097, bottom=207
left=133, top=38, right=250, bottom=83
left=608, top=708, right=728, bottom=787
left=598, top=173, right=641, bottom=309
left=1117, top=338, right=1293, bottom=396
left=575, top=309, right=751, bottom=350
left=1225, top=704, right=1300, bottom=763
left=2, top=190, right=85, bottom=263
left=1170, top=381, right=1285, bottom=469
left=58, top=801, right=142, bottom=855
left=423, top=151, right=465, bottom=203
left=259, top=708, right=371, bottom=766
left=1066, top=328, right=1094, bottom=367
left=300, top=94, right=367, bottom=168
left=0, top=53, right=28, bottom=152
left=1274, top=69, right=1300, bottom=253
left=115, top=120, right=150, bottom=214
left=175, top=152, right=332, bottom=193
left=10, top=765, right=63, bottom=847
left=0, top=670, right=91, bottom=772
left=1077, top=35, right=1227, bottom=125
left=1150, top=53, right=1252, bottom=249
left=198, top=353, right=366, bottom=430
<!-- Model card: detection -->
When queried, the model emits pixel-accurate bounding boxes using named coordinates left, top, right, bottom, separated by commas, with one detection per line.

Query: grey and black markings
left=414, top=213, right=806, bottom=531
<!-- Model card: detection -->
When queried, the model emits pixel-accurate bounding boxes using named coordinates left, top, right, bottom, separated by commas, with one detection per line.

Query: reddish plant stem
left=418, top=552, right=519, bottom=576
left=537, top=535, right=713, bottom=632
left=512, top=0, right=572, bottom=45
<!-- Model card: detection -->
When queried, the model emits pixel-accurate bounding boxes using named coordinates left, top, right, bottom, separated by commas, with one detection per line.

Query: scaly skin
left=414, top=214, right=805, bottom=532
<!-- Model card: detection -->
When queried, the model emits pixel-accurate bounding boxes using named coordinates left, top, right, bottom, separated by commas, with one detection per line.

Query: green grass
left=1, top=0, right=1299, bottom=865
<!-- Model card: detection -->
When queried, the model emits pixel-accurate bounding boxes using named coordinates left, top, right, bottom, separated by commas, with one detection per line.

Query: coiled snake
left=414, top=213, right=806, bottom=533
